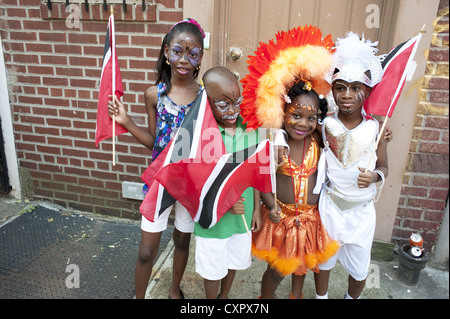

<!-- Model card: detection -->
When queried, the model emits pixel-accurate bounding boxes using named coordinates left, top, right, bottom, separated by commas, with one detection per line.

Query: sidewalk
left=147, top=232, right=449, bottom=300
left=1, top=197, right=448, bottom=299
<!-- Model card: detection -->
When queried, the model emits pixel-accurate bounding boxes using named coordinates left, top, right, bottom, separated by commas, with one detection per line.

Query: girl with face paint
left=252, top=81, right=339, bottom=300
left=107, top=19, right=205, bottom=299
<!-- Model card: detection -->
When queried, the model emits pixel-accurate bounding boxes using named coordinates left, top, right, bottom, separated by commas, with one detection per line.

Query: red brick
left=36, top=145, right=61, bottom=155
left=410, top=153, right=449, bottom=174
left=403, top=219, right=440, bottom=231
left=39, top=32, right=67, bottom=42
left=407, top=198, right=447, bottom=211
left=424, top=210, right=444, bottom=222
left=14, top=54, right=39, bottom=64
left=7, top=8, right=27, bottom=17
left=428, top=48, right=449, bottom=62
left=400, top=186, right=428, bottom=197
left=419, top=142, right=449, bottom=154
left=428, top=77, right=449, bottom=90
left=425, top=116, right=449, bottom=129
left=430, top=91, right=449, bottom=103
left=47, top=137, right=73, bottom=147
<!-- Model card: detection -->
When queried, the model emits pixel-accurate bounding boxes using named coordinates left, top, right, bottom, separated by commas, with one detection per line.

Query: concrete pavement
left=146, top=232, right=449, bottom=300
left=1, top=197, right=448, bottom=300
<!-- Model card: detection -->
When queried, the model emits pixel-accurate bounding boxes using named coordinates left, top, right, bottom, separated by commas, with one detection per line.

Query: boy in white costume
left=313, top=32, right=389, bottom=299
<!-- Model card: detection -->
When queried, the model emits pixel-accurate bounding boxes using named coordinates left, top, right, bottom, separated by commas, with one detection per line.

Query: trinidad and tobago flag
left=364, top=32, right=422, bottom=118
left=95, top=12, right=127, bottom=147
left=156, top=139, right=275, bottom=229
left=139, top=89, right=276, bottom=229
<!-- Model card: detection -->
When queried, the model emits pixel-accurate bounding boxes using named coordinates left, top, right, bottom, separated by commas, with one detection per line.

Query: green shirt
left=194, top=116, right=260, bottom=239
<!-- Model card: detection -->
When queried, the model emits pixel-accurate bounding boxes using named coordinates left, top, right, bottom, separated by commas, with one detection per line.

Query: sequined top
left=323, top=116, right=378, bottom=168
left=320, top=115, right=379, bottom=201
left=277, top=137, right=320, bottom=207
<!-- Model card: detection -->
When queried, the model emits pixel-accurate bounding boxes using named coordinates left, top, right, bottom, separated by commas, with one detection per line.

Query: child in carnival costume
left=240, top=25, right=340, bottom=299
left=314, top=32, right=389, bottom=299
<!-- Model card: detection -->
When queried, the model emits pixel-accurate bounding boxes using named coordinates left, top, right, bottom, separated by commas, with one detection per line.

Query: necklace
left=287, top=137, right=309, bottom=229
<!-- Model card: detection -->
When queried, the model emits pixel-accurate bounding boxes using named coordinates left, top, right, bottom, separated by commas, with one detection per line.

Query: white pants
left=195, top=233, right=252, bottom=281
left=141, top=201, right=194, bottom=233
left=318, top=190, right=376, bottom=281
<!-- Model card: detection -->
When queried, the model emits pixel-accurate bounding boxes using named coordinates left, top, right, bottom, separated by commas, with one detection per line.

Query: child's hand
left=268, top=205, right=281, bottom=224
left=251, top=209, right=262, bottom=232
left=384, top=127, right=393, bottom=143
left=275, top=145, right=288, bottom=165
left=357, top=167, right=378, bottom=188
left=229, top=197, right=245, bottom=215
left=108, top=95, right=129, bottom=125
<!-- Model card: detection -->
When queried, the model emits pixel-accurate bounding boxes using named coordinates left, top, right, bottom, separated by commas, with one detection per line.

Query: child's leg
left=170, top=229, right=191, bottom=299
left=169, top=202, right=195, bottom=298
left=135, top=230, right=162, bottom=299
left=204, top=278, right=221, bottom=299
left=291, top=274, right=305, bottom=299
left=314, top=270, right=330, bottom=298
left=260, top=265, right=284, bottom=299
left=346, top=275, right=366, bottom=299
left=218, top=269, right=236, bottom=299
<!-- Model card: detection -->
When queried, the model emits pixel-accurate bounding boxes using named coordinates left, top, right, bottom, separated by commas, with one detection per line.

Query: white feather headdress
left=329, top=32, right=383, bottom=87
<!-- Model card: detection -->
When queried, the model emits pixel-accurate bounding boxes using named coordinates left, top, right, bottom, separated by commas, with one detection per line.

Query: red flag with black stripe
left=139, top=90, right=226, bottom=223
left=364, top=33, right=422, bottom=118
left=139, top=89, right=275, bottom=228
left=95, top=13, right=127, bottom=147
left=156, top=139, right=276, bottom=229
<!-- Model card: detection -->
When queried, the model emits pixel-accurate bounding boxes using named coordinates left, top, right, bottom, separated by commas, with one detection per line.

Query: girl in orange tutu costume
left=239, top=25, right=339, bottom=299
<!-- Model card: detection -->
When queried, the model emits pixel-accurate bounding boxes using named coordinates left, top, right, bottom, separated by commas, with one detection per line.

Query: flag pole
left=110, top=5, right=116, bottom=166
left=364, top=25, right=425, bottom=173
left=242, top=214, right=250, bottom=235
left=364, top=117, right=388, bottom=173
left=269, top=132, right=278, bottom=207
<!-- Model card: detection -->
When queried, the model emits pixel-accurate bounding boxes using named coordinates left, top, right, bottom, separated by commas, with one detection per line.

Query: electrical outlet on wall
left=122, top=181, right=145, bottom=200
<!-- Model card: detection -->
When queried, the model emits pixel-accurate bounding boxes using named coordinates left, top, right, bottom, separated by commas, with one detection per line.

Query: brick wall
left=0, top=0, right=184, bottom=219
left=392, top=0, right=449, bottom=251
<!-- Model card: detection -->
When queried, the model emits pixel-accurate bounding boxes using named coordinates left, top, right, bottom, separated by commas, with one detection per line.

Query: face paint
left=221, top=113, right=239, bottom=120
left=169, top=42, right=201, bottom=68
left=187, top=47, right=201, bottom=68
left=213, top=96, right=242, bottom=114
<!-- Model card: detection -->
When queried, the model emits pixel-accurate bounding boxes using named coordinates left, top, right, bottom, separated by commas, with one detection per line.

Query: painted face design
left=332, top=80, right=370, bottom=113
left=284, top=95, right=319, bottom=140
left=169, top=41, right=201, bottom=68
left=213, top=96, right=243, bottom=114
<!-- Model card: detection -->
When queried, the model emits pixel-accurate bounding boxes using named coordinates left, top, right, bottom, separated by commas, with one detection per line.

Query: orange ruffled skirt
left=252, top=200, right=339, bottom=276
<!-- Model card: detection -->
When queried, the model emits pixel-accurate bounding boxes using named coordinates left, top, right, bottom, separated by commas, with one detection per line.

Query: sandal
left=290, top=292, right=303, bottom=299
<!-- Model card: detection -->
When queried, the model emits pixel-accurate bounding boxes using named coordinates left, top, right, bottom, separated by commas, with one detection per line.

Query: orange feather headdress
left=240, top=25, right=335, bottom=129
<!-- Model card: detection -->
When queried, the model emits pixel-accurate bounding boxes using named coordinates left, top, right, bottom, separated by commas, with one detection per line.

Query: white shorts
left=141, top=201, right=194, bottom=234
left=195, top=233, right=252, bottom=281
left=318, top=190, right=376, bottom=281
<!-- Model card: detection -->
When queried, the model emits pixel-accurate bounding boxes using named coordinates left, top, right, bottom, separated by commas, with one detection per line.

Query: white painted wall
left=0, top=33, right=21, bottom=198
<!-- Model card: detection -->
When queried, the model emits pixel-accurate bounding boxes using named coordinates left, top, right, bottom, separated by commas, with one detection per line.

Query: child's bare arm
left=108, top=87, right=157, bottom=150
left=357, top=131, right=388, bottom=188
left=251, top=189, right=262, bottom=232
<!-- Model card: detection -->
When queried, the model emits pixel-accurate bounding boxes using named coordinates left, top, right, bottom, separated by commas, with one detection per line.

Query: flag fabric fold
left=95, top=13, right=128, bottom=147
left=140, top=89, right=276, bottom=229
left=364, top=33, right=422, bottom=118
left=140, top=89, right=225, bottom=223
left=156, top=139, right=275, bottom=229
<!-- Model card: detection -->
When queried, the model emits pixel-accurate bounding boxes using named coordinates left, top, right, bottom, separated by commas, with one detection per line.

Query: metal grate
left=0, top=205, right=173, bottom=299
